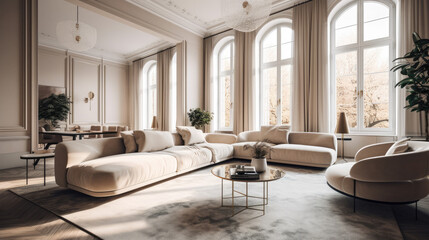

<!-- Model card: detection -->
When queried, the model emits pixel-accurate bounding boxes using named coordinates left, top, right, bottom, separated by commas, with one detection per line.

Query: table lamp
left=151, top=116, right=158, bottom=130
left=335, top=112, right=349, bottom=160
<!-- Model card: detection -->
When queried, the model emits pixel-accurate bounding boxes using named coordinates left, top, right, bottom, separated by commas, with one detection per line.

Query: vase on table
left=251, top=158, right=267, bottom=172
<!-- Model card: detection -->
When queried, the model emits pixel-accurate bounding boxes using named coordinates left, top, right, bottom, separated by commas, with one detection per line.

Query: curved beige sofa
left=326, top=141, right=429, bottom=203
left=234, top=127, right=337, bottom=167
left=55, top=133, right=236, bottom=197
left=55, top=127, right=337, bottom=197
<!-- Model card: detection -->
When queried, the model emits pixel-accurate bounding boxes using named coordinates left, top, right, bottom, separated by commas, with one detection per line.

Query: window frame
left=330, top=0, right=396, bottom=135
left=217, top=39, right=234, bottom=131
left=258, top=23, right=293, bottom=127
left=147, top=62, right=157, bottom=129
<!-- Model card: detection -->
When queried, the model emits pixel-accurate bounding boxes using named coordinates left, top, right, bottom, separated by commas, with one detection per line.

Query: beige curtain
left=203, top=37, right=214, bottom=133
left=130, top=60, right=144, bottom=130
left=234, top=31, right=256, bottom=134
left=291, top=0, right=328, bottom=132
left=399, top=0, right=429, bottom=137
left=157, top=49, right=173, bottom=131
left=176, top=41, right=187, bottom=127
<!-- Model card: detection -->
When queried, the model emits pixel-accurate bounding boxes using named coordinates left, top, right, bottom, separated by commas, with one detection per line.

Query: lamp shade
left=151, top=116, right=158, bottom=129
left=335, top=112, right=349, bottom=134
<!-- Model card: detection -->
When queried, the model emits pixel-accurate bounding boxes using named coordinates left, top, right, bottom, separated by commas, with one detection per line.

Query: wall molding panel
left=38, top=46, right=130, bottom=129
left=0, top=0, right=37, bottom=169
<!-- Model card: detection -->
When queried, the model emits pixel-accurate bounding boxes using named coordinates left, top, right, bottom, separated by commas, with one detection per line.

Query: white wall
left=0, top=0, right=37, bottom=169
left=104, top=61, right=129, bottom=126
left=39, top=47, right=129, bottom=128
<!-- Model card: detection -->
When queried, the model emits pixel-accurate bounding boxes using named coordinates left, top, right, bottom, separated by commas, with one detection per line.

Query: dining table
left=40, top=130, right=118, bottom=142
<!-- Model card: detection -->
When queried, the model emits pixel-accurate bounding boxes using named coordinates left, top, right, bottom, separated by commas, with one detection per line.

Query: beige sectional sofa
left=55, top=132, right=236, bottom=197
left=55, top=127, right=337, bottom=197
left=233, top=126, right=337, bottom=167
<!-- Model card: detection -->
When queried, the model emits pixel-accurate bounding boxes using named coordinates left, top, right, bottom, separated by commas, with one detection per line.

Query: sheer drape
left=399, top=0, right=429, bottom=137
left=234, top=31, right=256, bottom=134
left=157, top=49, right=173, bottom=131
left=292, top=0, right=328, bottom=132
left=130, top=60, right=144, bottom=130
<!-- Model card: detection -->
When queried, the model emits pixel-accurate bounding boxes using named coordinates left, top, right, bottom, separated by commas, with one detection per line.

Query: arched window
left=140, top=61, right=157, bottom=129
left=213, top=37, right=234, bottom=131
left=258, top=23, right=293, bottom=126
left=330, top=0, right=395, bottom=133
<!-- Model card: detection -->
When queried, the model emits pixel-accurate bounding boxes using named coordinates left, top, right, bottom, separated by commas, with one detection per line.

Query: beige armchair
left=326, top=141, right=429, bottom=216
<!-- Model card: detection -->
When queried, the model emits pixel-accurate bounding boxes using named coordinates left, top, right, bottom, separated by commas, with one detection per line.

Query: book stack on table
left=230, top=165, right=259, bottom=180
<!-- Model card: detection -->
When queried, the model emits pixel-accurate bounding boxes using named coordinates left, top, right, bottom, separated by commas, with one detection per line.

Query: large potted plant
left=392, top=32, right=429, bottom=141
left=39, top=93, right=71, bottom=130
left=244, top=141, right=271, bottom=172
left=187, top=108, right=213, bottom=130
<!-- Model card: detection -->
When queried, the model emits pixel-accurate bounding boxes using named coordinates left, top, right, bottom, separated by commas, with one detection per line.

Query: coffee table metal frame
left=212, top=164, right=285, bottom=217
left=220, top=179, right=269, bottom=216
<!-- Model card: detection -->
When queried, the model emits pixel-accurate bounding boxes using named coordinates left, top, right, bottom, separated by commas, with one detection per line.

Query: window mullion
left=357, top=0, right=364, bottom=131
left=277, top=26, right=282, bottom=125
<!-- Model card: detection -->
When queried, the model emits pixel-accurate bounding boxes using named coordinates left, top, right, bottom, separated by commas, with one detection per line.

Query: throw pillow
left=385, top=138, right=410, bottom=156
left=176, top=126, right=206, bottom=145
left=133, top=130, right=145, bottom=152
left=141, top=131, right=174, bottom=152
left=120, top=131, right=137, bottom=153
left=261, top=126, right=288, bottom=144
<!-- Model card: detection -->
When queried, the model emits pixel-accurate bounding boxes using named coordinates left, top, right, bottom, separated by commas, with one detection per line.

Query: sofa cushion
left=385, top=138, right=410, bottom=156
left=176, top=126, right=206, bottom=145
left=141, top=131, right=174, bottom=152
left=232, top=142, right=275, bottom=159
left=270, top=144, right=336, bottom=167
left=261, top=126, right=288, bottom=144
left=133, top=130, right=145, bottom=152
left=67, top=152, right=178, bottom=193
left=161, top=146, right=212, bottom=171
left=172, top=132, right=184, bottom=146
left=196, top=143, right=234, bottom=162
left=120, top=131, right=137, bottom=153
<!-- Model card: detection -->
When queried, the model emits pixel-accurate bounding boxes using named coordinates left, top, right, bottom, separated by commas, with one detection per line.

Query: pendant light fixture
left=221, top=0, right=272, bottom=32
left=56, top=6, right=97, bottom=52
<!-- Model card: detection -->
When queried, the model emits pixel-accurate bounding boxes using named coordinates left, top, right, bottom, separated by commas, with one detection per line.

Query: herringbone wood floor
left=0, top=158, right=428, bottom=239
left=0, top=159, right=98, bottom=240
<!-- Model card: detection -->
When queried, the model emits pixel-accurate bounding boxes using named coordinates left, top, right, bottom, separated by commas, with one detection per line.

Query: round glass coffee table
left=211, top=163, right=286, bottom=216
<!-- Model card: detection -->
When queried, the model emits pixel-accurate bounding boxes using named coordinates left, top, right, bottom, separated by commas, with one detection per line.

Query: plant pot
left=251, top=158, right=267, bottom=172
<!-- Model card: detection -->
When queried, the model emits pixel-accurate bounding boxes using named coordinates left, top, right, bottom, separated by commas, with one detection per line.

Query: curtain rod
left=203, top=0, right=313, bottom=40
left=132, top=45, right=175, bottom=63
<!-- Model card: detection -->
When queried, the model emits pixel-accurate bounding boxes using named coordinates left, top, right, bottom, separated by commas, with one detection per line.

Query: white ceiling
left=128, top=0, right=299, bottom=36
left=39, top=0, right=169, bottom=62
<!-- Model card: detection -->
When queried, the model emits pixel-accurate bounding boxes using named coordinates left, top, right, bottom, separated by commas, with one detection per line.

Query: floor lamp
left=335, top=112, right=349, bottom=161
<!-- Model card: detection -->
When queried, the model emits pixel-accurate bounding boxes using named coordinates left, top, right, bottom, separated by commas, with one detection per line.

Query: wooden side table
left=20, top=152, right=55, bottom=185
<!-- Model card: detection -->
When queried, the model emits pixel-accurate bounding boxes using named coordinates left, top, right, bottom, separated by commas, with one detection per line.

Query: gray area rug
left=10, top=161, right=403, bottom=240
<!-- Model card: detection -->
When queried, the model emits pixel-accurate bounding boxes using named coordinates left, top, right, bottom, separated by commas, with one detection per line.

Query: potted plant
left=391, top=32, right=429, bottom=141
left=39, top=93, right=71, bottom=130
left=244, top=141, right=271, bottom=172
left=187, top=108, right=214, bottom=130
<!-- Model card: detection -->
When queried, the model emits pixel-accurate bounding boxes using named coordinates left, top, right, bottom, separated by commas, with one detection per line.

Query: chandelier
left=221, top=0, right=272, bottom=32
left=56, top=6, right=97, bottom=52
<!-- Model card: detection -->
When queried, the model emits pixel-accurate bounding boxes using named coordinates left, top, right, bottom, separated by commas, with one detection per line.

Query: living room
left=0, top=0, right=428, bottom=239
